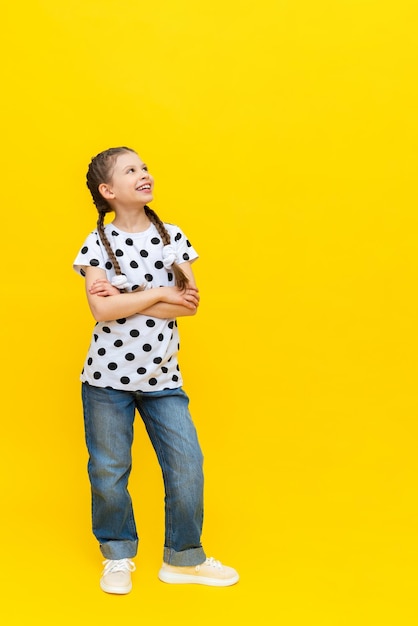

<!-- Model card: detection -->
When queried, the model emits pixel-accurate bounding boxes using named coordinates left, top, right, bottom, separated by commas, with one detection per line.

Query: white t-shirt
left=73, top=221, right=198, bottom=391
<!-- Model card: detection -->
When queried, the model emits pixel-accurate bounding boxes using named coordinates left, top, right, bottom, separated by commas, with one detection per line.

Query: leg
left=135, top=387, right=206, bottom=566
left=82, top=383, right=138, bottom=559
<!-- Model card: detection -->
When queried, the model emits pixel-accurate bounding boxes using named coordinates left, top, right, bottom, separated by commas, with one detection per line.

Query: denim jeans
left=82, top=382, right=206, bottom=566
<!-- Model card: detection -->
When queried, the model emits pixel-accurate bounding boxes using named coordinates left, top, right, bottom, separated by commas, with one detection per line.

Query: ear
left=98, top=183, right=115, bottom=200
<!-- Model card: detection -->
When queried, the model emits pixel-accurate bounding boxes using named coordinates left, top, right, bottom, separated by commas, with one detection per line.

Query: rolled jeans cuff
left=100, top=540, right=138, bottom=560
left=163, top=546, right=206, bottom=566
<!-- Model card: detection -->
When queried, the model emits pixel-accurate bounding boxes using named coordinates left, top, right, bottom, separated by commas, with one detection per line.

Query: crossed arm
left=83, top=262, right=200, bottom=322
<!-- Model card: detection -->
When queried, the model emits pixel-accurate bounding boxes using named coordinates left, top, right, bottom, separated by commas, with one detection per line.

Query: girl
left=73, top=147, right=239, bottom=594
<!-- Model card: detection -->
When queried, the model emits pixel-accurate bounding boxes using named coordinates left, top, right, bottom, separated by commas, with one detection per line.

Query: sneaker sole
left=158, top=570, right=239, bottom=587
left=100, top=580, right=132, bottom=594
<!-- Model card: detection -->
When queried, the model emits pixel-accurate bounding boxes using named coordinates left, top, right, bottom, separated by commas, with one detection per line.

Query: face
left=99, top=151, right=154, bottom=208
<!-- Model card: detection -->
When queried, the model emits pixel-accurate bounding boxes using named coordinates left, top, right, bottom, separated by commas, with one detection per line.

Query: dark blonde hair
left=86, top=147, right=189, bottom=291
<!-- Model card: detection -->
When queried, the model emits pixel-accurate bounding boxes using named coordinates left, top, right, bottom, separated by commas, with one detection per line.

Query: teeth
left=138, top=185, right=150, bottom=191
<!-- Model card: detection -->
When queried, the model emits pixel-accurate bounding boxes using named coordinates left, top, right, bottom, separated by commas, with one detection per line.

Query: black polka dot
left=182, top=253, right=190, bottom=261
left=98, top=348, right=106, bottom=356
left=81, top=246, right=88, bottom=254
left=114, top=340, right=123, bottom=347
left=93, top=372, right=102, bottom=380
left=161, top=367, right=168, bottom=373
left=146, top=319, right=156, bottom=327
left=112, top=230, right=119, bottom=236
left=137, top=367, right=147, bottom=374
left=80, top=268, right=86, bottom=277
left=130, top=329, right=140, bottom=337
left=153, top=357, right=162, bottom=364
left=151, top=237, right=160, bottom=245
left=140, top=250, right=149, bottom=257
left=94, top=334, right=99, bottom=342
left=125, top=353, right=135, bottom=361
left=87, top=357, right=93, bottom=365
left=148, top=378, right=158, bottom=386
left=168, top=321, right=175, bottom=329
left=105, top=261, right=112, bottom=270
left=143, top=344, right=152, bottom=352
left=145, top=273, right=153, bottom=282
left=103, top=326, right=111, bottom=333
left=154, top=261, right=163, bottom=269
left=132, top=285, right=140, bottom=291
left=167, top=272, right=173, bottom=281
left=175, top=232, right=182, bottom=241
left=158, top=334, right=164, bottom=341
left=116, top=318, right=127, bottom=324
left=108, top=362, right=118, bottom=370
left=172, top=375, right=179, bottom=382
left=120, top=377, right=130, bottom=385
left=186, top=239, right=192, bottom=247
left=115, top=249, right=124, bottom=257
left=126, top=238, right=134, bottom=246
left=130, top=261, right=139, bottom=268
left=90, top=259, right=100, bottom=266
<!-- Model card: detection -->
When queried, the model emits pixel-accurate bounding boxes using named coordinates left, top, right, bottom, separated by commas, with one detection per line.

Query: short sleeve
left=73, top=231, right=107, bottom=277
left=168, top=224, right=199, bottom=265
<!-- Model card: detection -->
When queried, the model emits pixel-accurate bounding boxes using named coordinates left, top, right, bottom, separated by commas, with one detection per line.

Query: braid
left=96, top=210, right=123, bottom=276
left=86, top=147, right=133, bottom=292
left=145, top=206, right=189, bottom=291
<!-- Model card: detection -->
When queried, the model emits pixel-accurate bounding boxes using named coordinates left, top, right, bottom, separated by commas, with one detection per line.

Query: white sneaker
left=100, top=559, right=136, bottom=594
left=158, top=557, right=239, bottom=587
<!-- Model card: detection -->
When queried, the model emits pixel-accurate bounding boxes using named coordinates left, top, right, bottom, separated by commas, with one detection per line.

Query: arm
left=139, top=302, right=198, bottom=319
left=84, top=266, right=197, bottom=322
left=139, top=262, right=200, bottom=319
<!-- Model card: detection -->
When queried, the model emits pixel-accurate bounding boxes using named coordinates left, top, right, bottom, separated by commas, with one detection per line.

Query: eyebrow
left=122, top=162, right=147, bottom=172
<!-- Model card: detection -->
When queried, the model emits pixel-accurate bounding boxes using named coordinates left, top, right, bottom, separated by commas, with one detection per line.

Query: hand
left=89, top=279, right=121, bottom=297
left=182, top=286, right=200, bottom=308
left=163, top=286, right=200, bottom=309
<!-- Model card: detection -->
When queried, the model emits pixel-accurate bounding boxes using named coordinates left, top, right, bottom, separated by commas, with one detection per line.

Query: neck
left=112, top=206, right=151, bottom=233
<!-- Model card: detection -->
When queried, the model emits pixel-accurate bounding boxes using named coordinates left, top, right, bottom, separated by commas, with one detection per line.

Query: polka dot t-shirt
left=73, top=221, right=198, bottom=392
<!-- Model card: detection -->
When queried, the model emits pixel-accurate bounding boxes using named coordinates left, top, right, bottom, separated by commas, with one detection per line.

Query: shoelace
left=102, top=559, right=136, bottom=575
left=196, top=557, right=223, bottom=571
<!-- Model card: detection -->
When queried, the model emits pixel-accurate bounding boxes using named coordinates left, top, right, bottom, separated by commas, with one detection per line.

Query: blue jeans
left=82, top=383, right=206, bottom=566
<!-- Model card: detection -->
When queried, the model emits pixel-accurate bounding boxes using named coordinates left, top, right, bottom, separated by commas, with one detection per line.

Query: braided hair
left=86, top=147, right=189, bottom=291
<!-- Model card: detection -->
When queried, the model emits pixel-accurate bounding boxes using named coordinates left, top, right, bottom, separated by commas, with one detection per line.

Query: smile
left=137, top=184, right=151, bottom=191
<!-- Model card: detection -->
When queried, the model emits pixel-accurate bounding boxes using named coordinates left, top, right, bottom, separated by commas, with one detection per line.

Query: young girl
left=73, top=147, right=239, bottom=594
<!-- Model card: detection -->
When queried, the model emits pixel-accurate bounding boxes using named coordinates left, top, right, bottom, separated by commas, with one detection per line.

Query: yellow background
left=1, top=1, right=417, bottom=624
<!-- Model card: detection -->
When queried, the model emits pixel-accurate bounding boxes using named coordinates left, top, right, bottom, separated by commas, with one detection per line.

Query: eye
left=127, top=167, right=135, bottom=173
left=142, top=166, right=148, bottom=172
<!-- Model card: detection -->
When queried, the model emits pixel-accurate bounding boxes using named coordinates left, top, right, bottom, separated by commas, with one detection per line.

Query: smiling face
left=98, top=150, right=154, bottom=209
